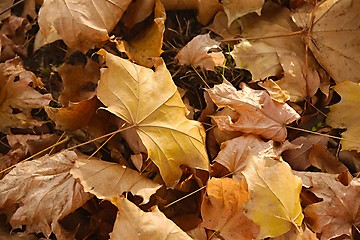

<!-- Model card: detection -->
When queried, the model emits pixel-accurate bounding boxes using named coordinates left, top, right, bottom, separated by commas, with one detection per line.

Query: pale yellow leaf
left=326, top=81, right=360, bottom=151
left=0, top=58, right=52, bottom=133
left=70, top=158, right=161, bottom=203
left=292, top=0, right=360, bottom=83
left=207, top=80, right=300, bottom=142
left=222, top=0, right=264, bottom=26
left=110, top=197, right=192, bottom=240
left=0, top=150, right=92, bottom=239
left=201, top=178, right=260, bottom=239
left=175, top=33, right=225, bottom=71
left=38, top=0, right=131, bottom=52
left=243, top=156, right=304, bottom=238
left=96, top=50, right=209, bottom=187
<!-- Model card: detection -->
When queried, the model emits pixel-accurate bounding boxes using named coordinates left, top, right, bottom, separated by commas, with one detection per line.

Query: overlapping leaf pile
left=0, top=0, right=359, bottom=239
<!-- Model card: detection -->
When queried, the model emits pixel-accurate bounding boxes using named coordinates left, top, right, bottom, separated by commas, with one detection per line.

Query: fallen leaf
left=308, top=142, right=348, bottom=173
left=295, top=172, right=360, bottom=240
left=231, top=2, right=320, bottom=101
left=110, top=197, right=192, bottom=240
left=201, top=177, right=260, bottom=239
left=222, top=0, right=264, bottom=26
left=56, top=57, right=100, bottom=105
left=161, top=0, right=222, bottom=25
left=45, top=97, right=99, bottom=131
left=292, top=0, right=360, bottom=83
left=120, top=0, right=155, bottom=28
left=196, top=0, right=223, bottom=25
left=207, top=80, right=300, bottom=142
left=0, top=57, right=52, bottom=133
left=243, top=155, right=304, bottom=238
left=117, top=0, right=165, bottom=67
left=0, top=150, right=93, bottom=238
left=186, top=225, right=208, bottom=240
left=339, top=150, right=360, bottom=173
left=214, top=134, right=291, bottom=181
left=70, top=157, right=161, bottom=203
left=96, top=49, right=209, bottom=187
left=206, top=11, right=241, bottom=40
left=175, top=33, right=225, bottom=71
left=0, top=0, right=13, bottom=22
left=326, top=81, right=360, bottom=151
left=0, top=16, right=31, bottom=62
left=282, top=135, right=328, bottom=170
left=38, top=0, right=132, bottom=52
left=272, top=224, right=319, bottom=240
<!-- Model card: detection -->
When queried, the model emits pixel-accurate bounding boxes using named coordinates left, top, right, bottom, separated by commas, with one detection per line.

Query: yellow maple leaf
left=242, top=155, right=304, bottom=238
left=96, top=49, right=209, bottom=187
left=326, top=81, right=360, bottom=151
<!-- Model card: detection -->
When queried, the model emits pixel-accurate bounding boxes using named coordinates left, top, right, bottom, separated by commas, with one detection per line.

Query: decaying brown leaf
left=201, top=177, right=260, bottom=239
left=0, top=58, right=52, bottom=133
left=295, top=172, right=360, bottom=240
left=175, top=33, right=225, bottom=71
left=283, top=135, right=348, bottom=173
left=0, top=150, right=93, bottom=239
left=207, top=80, right=300, bottom=142
left=0, top=16, right=31, bottom=62
left=71, top=157, right=161, bottom=203
left=110, top=197, right=192, bottom=240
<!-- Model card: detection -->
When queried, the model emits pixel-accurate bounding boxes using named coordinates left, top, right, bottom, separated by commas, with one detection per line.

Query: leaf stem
left=0, top=0, right=25, bottom=17
left=286, top=125, right=360, bottom=145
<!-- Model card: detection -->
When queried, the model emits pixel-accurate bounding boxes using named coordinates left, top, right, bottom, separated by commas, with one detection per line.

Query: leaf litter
left=0, top=0, right=359, bottom=239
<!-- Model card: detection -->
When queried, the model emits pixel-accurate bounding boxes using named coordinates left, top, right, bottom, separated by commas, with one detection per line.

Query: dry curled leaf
left=295, top=172, right=360, bottom=240
left=207, top=80, right=300, bottom=142
left=117, top=0, right=166, bottom=67
left=0, top=150, right=93, bottom=239
left=38, top=0, right=132, bottom=52
left=71, top=157, right=161, bottom=203
left=96, top=49, right=209, bottom=187
left=110, top=197, right=192, bottom=240
left=0, top=58, right=52, bottom=133
left=175, top=33, right=225, bottom=71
